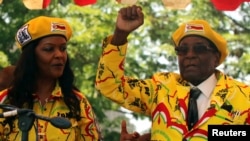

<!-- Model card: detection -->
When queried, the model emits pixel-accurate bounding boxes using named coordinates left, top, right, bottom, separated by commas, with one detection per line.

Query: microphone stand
left=0, top=104, right=72, bottom=141
left=17, top=109, right=35, bottom=141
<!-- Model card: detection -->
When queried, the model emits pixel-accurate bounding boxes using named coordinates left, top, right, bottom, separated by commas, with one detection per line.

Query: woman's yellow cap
left=15, top=16, right=72, bottom=48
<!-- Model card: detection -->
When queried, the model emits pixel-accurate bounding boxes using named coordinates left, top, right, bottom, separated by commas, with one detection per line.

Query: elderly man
left=95, top=5, right=250, bottom=141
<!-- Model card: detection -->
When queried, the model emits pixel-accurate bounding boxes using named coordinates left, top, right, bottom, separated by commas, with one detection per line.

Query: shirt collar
left=190, top=73, right=217, bottom=98
left=51, top=81, right=63, bottom=97
left=32, top=80, right=63, bottom=98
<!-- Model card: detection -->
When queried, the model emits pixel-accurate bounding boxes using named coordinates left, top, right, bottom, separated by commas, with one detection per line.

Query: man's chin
left=182, top=74, right=201, bottom=85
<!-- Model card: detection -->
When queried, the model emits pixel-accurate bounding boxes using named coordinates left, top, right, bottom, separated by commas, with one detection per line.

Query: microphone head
left=50, top=117, right=72, bottom=129
left=0, top=104, right=17, bottom=110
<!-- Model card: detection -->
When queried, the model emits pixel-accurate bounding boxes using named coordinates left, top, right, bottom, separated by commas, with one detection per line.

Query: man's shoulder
left=218, top=71, right=250, bottom=90
left=153, top=72, right=189, bottom=85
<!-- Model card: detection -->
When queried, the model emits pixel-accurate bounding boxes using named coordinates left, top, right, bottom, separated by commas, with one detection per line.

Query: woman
left=0, top=16, right=101, bottom=141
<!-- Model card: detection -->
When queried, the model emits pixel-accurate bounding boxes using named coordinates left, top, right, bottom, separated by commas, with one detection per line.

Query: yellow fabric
left=95, top=36, right=250, bottom=141
left=171, top=19, right=228, bottom=65
left=116, top=0, right=137, bottom=5
left=0, top=85, right=100, bottom=141
left=22, top=0, right=43, bottom=9
left=15, top=16, right=72, bottom=48
left=162, top=0, right=191, bottom=9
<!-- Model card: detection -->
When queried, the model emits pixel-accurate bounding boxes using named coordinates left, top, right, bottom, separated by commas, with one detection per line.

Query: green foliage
left=1, top=0, right=250, bottom=140
left=0, top=51, right=10, bottom=69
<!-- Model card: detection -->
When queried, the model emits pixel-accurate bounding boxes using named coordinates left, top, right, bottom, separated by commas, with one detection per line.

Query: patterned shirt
left=0, top=83, right=101, bottom=141
left=95, top=36, right=250, bottom=141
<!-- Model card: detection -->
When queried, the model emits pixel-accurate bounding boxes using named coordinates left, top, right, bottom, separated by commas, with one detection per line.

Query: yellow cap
left=15, top=16, right=72, bottom=48
left=172, top=19, right=228, bottom=65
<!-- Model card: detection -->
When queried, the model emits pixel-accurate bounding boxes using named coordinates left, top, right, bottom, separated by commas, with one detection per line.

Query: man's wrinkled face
left=175, top=36, right=220, bottom=85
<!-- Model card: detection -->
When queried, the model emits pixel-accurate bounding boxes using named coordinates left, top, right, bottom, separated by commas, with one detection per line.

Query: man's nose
left=185, top=47, right=196, bottom=56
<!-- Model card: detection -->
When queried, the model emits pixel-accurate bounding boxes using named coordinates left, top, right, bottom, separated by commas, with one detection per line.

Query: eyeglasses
left=175, top=45, right=216, bottom=56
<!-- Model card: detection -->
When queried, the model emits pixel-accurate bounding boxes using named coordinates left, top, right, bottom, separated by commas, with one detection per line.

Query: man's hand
left=112, top=5, right=144, bottom=45
left=116, top=5, right=144, bottom=33
left=120, top=120, right=140, bottom=141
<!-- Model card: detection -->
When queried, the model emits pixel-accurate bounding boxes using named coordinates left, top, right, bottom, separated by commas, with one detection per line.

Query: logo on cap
left=16, top=25, right=32, bottom=46
left=51, top=23, right=67, bottom=33
left=185, top=23, right=204, bottom=33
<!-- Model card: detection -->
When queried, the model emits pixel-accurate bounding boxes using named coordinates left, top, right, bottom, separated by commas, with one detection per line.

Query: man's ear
left=214, top=52, right=221, bottom=67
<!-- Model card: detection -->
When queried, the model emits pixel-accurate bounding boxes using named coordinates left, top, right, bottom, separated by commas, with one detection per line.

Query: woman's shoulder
left=0, top=89, right=9, bottom=103
left=72, top=89, right=87, bottom=100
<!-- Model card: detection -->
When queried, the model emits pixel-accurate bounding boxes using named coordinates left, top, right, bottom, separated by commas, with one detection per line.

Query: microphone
left=50, top=117, right=72, bottom=129
left=0, top=104, right=72, bottom=141
left=0, top=109, right=17, bottom=118
left=36, top=115, right=72, bottom=129
left=0, top=105, right=72, bottom=129
left=0, top=109, right=32, bottom=118
left=0, top=104, right=18, bottom=111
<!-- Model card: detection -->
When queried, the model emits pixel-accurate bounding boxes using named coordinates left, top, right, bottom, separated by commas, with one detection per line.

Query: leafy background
left=1, top=0, right=250, bottom=140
